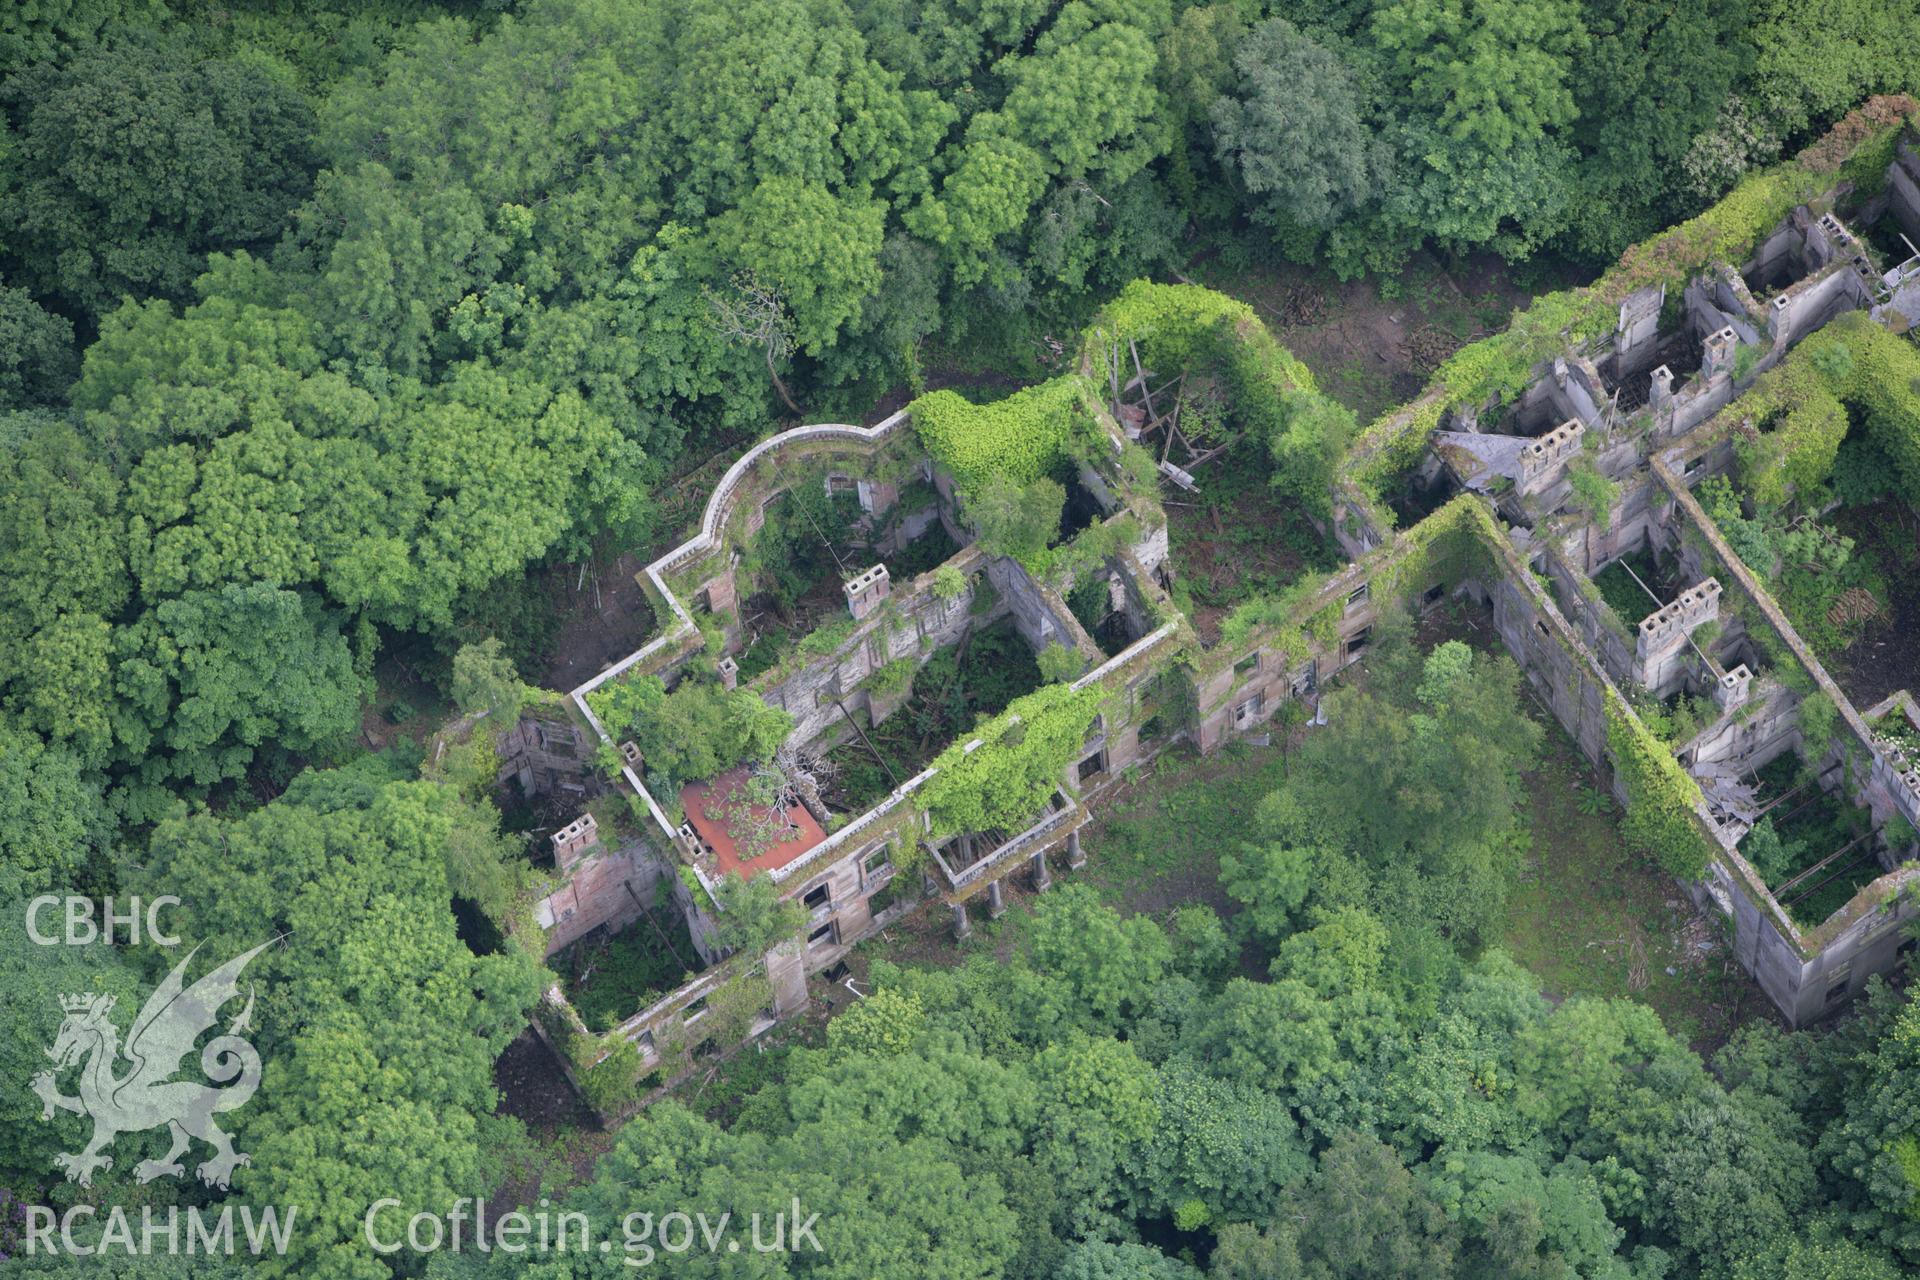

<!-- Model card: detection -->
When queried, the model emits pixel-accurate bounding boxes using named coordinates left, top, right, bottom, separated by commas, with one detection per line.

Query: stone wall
left=534, top=841, right=673, bottom=956
left=1611, top=284, right=1666, bottom=377
left=1484, top=560, right=1616, bottom=771
left=758, top=547, right=988, bottom=750
left=1888, top=137, right=1920, bottom=241
left=497, top=707, right=597, bottom=799
left=1537, top=544, right=1637, bottom=692
left=1656, top=456, right=1920, bottom=1023
left=544, top=148, right=1920, bottom=1090
left=984, top=555, right=1092, bottom=659
left=1681, top=678, right=1800, bottom=776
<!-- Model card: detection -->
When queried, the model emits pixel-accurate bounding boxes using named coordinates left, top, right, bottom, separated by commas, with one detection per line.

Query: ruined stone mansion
left=498, top=120, right=1920, bottom=1109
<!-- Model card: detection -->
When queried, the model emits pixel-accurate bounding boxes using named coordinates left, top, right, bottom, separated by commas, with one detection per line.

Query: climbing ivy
left=1205, top=492, right=1490, bottom=670
left=1349, top=392, right=1448, bottom=513
left=1082, top=280, right=1311, bottom=397
left=1215, top=577, right=1322, bottom=660
left=918, top=682, right=1103, bottom=838
left=1082, top=281, right=1342, bottom=516
left=910, top=377, right=1103, bottom=494
left=1605, top=700, right=1714, bottom=880
left=1835, top=316, right=1920, bottom=495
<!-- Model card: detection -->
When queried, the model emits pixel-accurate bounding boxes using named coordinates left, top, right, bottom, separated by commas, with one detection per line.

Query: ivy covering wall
left=1728, top=313, right=1920, bottom=507
left=1605, top=700, right=1715, bottom=880
left=909, top=377, right=1103, bottom=494
left=1206, top=491, right=1490, bottom=674
left=918, top=682, right=1102, bottom=838
left=1083, top=280, right=1287, bottom=388
left=1082, top=280, right=1345, bottom=516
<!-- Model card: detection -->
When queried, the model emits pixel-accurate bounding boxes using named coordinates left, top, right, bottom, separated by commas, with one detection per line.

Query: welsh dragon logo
left=30, top=941, right=272, bottom=1189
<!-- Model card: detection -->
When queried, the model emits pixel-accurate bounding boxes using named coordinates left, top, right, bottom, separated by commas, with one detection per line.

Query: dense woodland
left=3, top=1, right=1920, bottom=1277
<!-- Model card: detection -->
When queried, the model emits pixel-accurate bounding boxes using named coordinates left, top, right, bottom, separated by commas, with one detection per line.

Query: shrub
left=932, top=564, right=968, bottom=600
left=969, top=473, right=1065, bottom=572
left=711, top=874, right=805, bottom=956
left=824, top=988, right=924, bottom=1056
left=1697, top=475, right=1774, bottom=571
left=1037, top=642, right=1083, bottom=683
left=1741, top=816, right=1804, bottom=885
left=866, top=656, right=917, bottom=696
left=1798, top=691, right=1837, bottom=760
left=578, top=1037, right=647, bottom=1115
left=587, top=674, right=793, bottom=790
left=450, top=635, right=529, bottom=722
left=1567, top=459, right=1619, bottom=530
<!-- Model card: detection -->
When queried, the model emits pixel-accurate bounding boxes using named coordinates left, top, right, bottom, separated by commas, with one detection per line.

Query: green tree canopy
left=1, top=35, right=318, bottom=325
left=133, top=770, right=541, bottom=1280
left=1210, top=18, right=1382, bottom=230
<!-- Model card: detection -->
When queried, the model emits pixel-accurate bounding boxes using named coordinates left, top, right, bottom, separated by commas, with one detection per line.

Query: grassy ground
left=848, top=662, right=1765, bottom=1053
left=1500, top=724, right=1762, bottom=1051
left=1081, top=711, right=1764, bottom=1050
left=1419, top=606, right=1766, bottom=1049
left=1075, top=742, right=1288, bottom=919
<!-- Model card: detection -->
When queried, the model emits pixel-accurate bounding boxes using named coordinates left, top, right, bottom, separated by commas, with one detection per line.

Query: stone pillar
left=551, top=815, right=601, bottom=870
left=1648, top=365, right=1673, bottom=413
left=1702, top=327, right=1740, bottom=381
left=986, top=880, right=1006, bottom=919
left=952, top=901, right=972, bottom=940
left=1066, top=830, right=1086, bottom=870
left=1714, top=664, right=1753, bottom=712
left=1767, top=292, right=1793, bottom=345
left=701, top=568, right=739, bottom=615
left=844, top=565, right=891, bottom=620
left=766, top=938, right=809, bottom=1017
left=1031, top=850, right=1051, bottom=893
left=717, top=656, right=739, bottom=691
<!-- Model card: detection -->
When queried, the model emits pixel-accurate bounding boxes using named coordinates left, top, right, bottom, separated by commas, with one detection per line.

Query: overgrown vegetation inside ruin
left=823, top=620, right=1046, bottom=814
